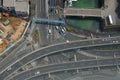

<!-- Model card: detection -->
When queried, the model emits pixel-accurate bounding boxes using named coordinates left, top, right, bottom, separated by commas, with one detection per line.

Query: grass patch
left=72, top=0, right=98, bottom=8
left=33, top=30, right=40, bottom=42
left=64, top=24, right=74, bottom=31
left=68, top=19, right=98, bottom=32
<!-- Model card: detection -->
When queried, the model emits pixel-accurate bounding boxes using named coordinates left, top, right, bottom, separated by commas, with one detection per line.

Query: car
left=55, top=26, right=59, bottom=30
left=63, top=27, right=66, bottom=31
left=55, top=9, right=59, bottom=14
left=61, top=29, right=65, bottom=33
left=48, top=29, right=52, bottom=34
left=7, top=67, right=12, bottom=71
left=48, top=8, right=53, bottom=13
left=59, top=28, right=66, bottom=35
left=66, top=40, right=70, bottom=43
left=48, top=0, right=50, bottom=5
left=113, top=41, right=118, bottom=43
left=59, top=18, right=62, bottom=20
left=59, top=30, right=64, bottom=35
left=35, top=71, right=40, bottom=75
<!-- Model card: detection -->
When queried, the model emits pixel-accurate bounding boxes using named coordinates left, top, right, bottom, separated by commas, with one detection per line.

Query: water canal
left=67, top=0, right=104, bottom=32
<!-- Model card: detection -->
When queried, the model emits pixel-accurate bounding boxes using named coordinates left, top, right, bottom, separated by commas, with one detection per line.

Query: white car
left=63, top=27, right=66, bottom=31
left=55, top=26, right=59, bottom=30
left=35, top=71, right=40, bottom=75
left=61, top=29, right=65, bottom=33
left=113, top=41, right=118, bottom=43
left=48, top=29, right=52, bottom=34
left=7, top=67, right=12, bottom=71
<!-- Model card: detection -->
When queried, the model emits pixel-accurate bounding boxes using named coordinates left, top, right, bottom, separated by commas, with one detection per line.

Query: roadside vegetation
left=64, top=24, right=74, bottom=31
left=66, top=17, right=100, bottom=33
left=33, top=30, right=40, bottom=42
left=116, top=0, right=120, bottom=18
left=72, top=0, right=99, bottom=8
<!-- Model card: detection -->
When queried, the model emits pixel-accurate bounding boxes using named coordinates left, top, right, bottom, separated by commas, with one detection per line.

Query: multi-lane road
left=0, top=36, right=120, bottom=80
left=36, top=0, right=48, bottom=46
left=8, top=57, right=120, bottom=80
left=0, top=0, right=120, bottom=80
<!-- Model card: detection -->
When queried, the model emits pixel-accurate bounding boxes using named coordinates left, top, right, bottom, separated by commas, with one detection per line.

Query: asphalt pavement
left=1, top=36, right=120, bottom=80
left=1, top=0, right=120, bottom=80
left=9, top=58, right=120, bottom=80
left=36, top=0, right=48, bottom=46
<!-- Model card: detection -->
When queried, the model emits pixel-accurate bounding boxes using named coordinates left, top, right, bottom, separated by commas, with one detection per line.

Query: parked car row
left=55, top=26, right=66, bottom=35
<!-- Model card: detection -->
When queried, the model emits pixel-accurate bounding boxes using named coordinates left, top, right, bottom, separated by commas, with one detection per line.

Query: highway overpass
left=64, top=8, right=102, bottom=17
left=1, top=36, right=120, bottom=80
left=8, top=57, right=120, bottom=80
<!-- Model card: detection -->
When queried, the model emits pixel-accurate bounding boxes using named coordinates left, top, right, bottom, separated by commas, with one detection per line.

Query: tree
left=115, top=4, right=120, bottom=18
left=117, top=0, right=120, bottom=3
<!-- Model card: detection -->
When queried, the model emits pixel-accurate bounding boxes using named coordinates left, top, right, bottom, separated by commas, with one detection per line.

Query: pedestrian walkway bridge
left=64, top=8, right=102, bottom=17
left=32, top=18, right=65, bottom=25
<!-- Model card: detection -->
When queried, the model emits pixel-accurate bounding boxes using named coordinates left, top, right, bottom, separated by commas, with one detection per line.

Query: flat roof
left=3, top=0, right=14, bottom=7
left=0, top=0, right=2, bottom=6
left=3, top=0, right=29, bottom=13
left=15, top=1, right=29, bottom=12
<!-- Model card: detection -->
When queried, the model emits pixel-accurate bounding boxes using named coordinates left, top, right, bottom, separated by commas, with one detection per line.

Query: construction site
left=0, top=0, right=29, bottom=53
left=0, top=12, right=28, bottom=53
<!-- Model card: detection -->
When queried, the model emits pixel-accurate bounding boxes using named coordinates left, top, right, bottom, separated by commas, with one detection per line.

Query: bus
left=108, top=15, right=113, bottom=25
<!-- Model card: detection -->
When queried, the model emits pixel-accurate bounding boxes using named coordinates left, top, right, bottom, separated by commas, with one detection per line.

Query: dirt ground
left=0, top=16, right=28, bottom=53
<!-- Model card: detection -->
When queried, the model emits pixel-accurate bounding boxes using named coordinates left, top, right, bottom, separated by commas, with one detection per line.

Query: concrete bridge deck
left=64, top=8, right=102, bottom=17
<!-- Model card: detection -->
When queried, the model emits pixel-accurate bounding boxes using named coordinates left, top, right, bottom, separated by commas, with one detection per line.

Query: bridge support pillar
left=74, top=54, right=77, bottom=62
left=77, top=68, right=79, bottom=73
left=97, top=66, right=101, bottom=71
left=48, top=73, right=51, bottom=78
left=96, top=57, right=100, bottom=71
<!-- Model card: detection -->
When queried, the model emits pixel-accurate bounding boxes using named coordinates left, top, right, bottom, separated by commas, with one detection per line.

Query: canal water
left=67, top=0, right=103, bottom=32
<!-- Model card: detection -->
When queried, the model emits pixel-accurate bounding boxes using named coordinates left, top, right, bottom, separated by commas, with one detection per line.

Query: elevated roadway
left=8, top=57, right=120, bottom=80
left=64, top=8, right=102, bottom=17
left=0, top=36, right=120, bottom=80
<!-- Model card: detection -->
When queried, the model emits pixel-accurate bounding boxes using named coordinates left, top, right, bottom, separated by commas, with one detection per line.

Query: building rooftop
left=15, top=1, right=29, bottom=13
left=3, top=0, right=29, bottom=14
left=0, top=0, right=2, bottom=6
left=3, top=0, right=14, bottom=7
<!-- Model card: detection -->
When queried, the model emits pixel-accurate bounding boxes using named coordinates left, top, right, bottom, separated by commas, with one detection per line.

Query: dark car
left=48, top=8, right=53, bottom=13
